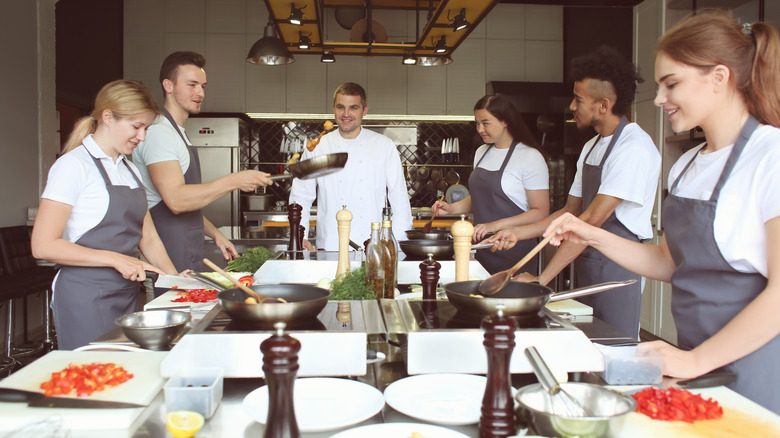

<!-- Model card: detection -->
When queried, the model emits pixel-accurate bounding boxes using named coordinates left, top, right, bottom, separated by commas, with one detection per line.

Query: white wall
left=123, top=1, right=564, bottom=115
left=0, top=0, right=57, bottom=227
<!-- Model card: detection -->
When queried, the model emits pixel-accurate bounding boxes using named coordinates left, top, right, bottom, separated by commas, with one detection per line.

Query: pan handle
left=548, top=279, right=637, bottom=303
left=269, top=174, right=294, bottom=181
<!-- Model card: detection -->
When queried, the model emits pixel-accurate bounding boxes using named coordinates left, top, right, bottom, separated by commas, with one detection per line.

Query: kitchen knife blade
left=670, top=371, right=737, bottom=389
left=0, top=387, right=146, bottom=409
left=441, top=139, right=446, bottom=163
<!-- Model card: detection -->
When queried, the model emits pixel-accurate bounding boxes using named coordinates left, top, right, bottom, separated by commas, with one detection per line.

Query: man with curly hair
left=485, top=46, right=660, bottom=340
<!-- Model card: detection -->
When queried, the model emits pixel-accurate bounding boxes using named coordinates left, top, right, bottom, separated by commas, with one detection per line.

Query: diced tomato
left=171, top=289, right=219, bottom=303
left=39, top=362, right=134, bottom=397
left=238, top=275, right=254, bottom=286
left=632, top=386, right=723, bottom=422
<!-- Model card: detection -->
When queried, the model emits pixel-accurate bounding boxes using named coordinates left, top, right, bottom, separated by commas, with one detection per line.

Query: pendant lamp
left=247, top=22, right=295, bottom=65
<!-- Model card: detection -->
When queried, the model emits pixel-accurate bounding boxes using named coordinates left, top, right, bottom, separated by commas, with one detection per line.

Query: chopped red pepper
left=171, top=289, right=219, bottom=303
left=632, top=386, right=723, bottom=422
left=238, top=275, right=254, bottom=286
left=40, top=362, right=134, bottom=397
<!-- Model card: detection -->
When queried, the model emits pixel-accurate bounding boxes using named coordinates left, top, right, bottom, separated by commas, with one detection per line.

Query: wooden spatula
left=423, top=194, right=446, bottom=233
left=202, top=259, right=285, bottom=303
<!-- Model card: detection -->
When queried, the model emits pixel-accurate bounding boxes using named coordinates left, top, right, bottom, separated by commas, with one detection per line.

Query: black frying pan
left=444, top=280, right=636, bottom=317
left=191, top=273, right=330, bottom=323
left=269, top=152, right=348, bottom=181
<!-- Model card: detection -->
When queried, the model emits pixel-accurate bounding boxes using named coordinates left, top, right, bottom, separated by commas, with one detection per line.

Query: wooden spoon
left=202, top=259, right=285, bottom=303
left=423, top=194, right=446, bottom=233
left=477, top=216, right=571, bottom=296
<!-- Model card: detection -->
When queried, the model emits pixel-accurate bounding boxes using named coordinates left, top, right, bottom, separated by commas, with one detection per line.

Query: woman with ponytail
left=31, top=80, right=181, bottom=350
left=539, top=11, right=780, bottom=413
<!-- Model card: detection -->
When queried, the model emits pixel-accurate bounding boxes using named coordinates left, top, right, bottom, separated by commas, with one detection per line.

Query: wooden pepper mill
left=480, top=305, right=517, bottom=438
left=287, top=203, right=302, bottom=252
left=451, top=215, right=474, bottom=281
left=261, top=322, right=301, bottom=438
left=420, top=253, right=441, bottom=301
left=336, top=205, right=352, bottom=278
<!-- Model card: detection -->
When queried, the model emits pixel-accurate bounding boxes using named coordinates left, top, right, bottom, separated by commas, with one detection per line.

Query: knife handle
left=0, top=387, right=36, bottom=403
left=678, top=372, right=737, bottom=389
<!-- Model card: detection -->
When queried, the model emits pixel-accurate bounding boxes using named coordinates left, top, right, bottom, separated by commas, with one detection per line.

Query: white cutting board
left=545, top=299, right=593, bottom=316
left=0, top=351, right=167, bottom=432
left=144, top=290, right=218, bottom=311
left=615, top=386, right=780, bottom=437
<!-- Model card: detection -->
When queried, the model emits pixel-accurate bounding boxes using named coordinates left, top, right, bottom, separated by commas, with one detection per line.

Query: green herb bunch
left=329, top=264, right=376, bottom=300
left=226, top=246, right=275, bottom=273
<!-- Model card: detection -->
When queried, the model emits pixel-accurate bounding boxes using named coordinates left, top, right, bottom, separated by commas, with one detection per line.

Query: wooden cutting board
left=0, top=351, right=167, bottom=432
left=617, top=387, right=780, bottom=437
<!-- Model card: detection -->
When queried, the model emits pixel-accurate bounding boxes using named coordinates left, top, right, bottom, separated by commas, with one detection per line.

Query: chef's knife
left=667, top=372, right=736, bottom=389
left=0, top=387, right=146, bottom=409
left=441, top=139, right=446, bottom=163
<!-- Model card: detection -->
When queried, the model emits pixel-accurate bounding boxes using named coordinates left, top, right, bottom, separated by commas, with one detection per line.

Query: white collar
left=83, top=134, right=126, bottom=164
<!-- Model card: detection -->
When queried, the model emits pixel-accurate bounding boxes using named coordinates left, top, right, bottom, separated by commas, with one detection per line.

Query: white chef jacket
left=42, top=134, right=144, bottom=243
left=132, top=115, right=191, bottom=209
left=289, top=127, right=413, bottom=251
left=668, top=124, right=780, bottom=277
left=473, top=142, right=549, bottom=211
left=569, top=123, right=660, bottom=240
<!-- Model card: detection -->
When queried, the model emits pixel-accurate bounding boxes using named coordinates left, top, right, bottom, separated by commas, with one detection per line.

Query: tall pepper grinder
left=480, top=305, right=517, bottom=438
left=420, top=253, right=441, bottom=300
left=336, top=205, right=352, bottom=278
left=451, top=214, right=474, bottom=281
left=261, top=322, right=301, bottom=438
left=287, top=203, right=302, bottom=252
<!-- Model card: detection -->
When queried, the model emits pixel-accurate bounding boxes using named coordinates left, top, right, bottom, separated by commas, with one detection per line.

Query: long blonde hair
left=62, top=80, right=160, bottom=153
left=656, top=10, right=780, bottom=127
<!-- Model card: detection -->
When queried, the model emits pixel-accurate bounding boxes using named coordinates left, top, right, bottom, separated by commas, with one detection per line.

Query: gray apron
left=574, top=117, right=643, bottom=340
left=664, top=115, right=780, bottom=413
left=150, top=108, right=205, bottom=279
left=52, top=150, right=146, bottom=350
left=469, top=141, right=538, bottom=275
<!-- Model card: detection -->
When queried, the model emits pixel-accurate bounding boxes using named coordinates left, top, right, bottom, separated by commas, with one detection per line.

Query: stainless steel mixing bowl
left=514, top=382, right=637, bottom=438
left=115, top=310, right=191, bottom=351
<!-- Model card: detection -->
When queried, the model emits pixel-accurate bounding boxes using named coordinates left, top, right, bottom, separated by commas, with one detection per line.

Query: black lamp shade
left=247, top=24, right=295, bottom=65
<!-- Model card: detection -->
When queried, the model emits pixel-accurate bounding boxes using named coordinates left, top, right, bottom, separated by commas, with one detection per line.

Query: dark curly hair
left=569, top=46, right=642, bottom=115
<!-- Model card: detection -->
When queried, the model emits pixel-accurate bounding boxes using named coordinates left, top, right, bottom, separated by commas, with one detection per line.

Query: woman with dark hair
left=544, top=11, right=780, bottom=413
left=31, top=80, right=181, bottom=350
left=433, top=94, right=549, bottom=274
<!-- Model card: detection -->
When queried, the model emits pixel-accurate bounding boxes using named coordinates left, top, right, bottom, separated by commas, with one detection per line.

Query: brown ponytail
left=61, top=80, right=160, bottom=154
left=656, top=10, right=780, bottom=127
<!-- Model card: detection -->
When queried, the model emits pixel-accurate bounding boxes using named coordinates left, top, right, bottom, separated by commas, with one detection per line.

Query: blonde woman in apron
left=543, top=13, right=780, bottom=414
left=31, top=80, right=180, bottom=350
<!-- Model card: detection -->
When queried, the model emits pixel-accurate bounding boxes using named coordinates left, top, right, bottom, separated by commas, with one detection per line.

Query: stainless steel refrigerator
left=184, top=117, right=243, bottom=239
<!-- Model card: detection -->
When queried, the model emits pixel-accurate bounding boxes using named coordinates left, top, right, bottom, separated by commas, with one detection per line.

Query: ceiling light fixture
left=433, top=36, right=447, bottom=53
left=417, top=55, right=453, bottom=67
left=450, top=8, right=470, bottom=32
left=320, top=51, right=335, bottom=63
left=289, top=3, right=304, bottom=25
left=402, top=52, right=417, bottom=65
left=298, top=32, right=311, bottom=49
left=247, top=21, right=295, bottom=65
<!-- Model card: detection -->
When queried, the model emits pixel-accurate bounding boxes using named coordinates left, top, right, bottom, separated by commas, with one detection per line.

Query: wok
left=405, top=230, right=452, bottom=240
left=191, top=273, right=330, bottom=323
left=444, top=280, right=636, bottom=317
left=399, top=239, right=454, bottom=261
left=269, top=152, right=348, bottom=181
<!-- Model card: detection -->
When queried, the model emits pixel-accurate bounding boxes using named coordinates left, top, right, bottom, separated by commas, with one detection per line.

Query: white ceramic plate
left=329, top=422, right=469, bottom=438
left=243, top=378, right=384, bottom=432
left=383, top=374, right=490, bottom=426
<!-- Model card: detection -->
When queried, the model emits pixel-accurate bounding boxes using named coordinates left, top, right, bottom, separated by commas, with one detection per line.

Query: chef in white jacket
left=290, top=82, right=412, bottom=250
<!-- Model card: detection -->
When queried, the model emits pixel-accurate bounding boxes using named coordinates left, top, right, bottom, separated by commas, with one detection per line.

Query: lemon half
left=166, top=411, right=204, bottom=438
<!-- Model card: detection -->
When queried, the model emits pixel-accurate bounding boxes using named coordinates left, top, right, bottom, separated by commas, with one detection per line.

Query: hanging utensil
left=478, top=216, right=571, bottom=296
left=441, top=138, right=447, bottom=163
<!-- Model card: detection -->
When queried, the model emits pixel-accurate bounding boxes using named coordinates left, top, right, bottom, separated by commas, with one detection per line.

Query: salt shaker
left=336, top=206, right=352, bottom=277
left=480, top=306, right=517, bottom=438
left=261, top=322, right=301, bottom=438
